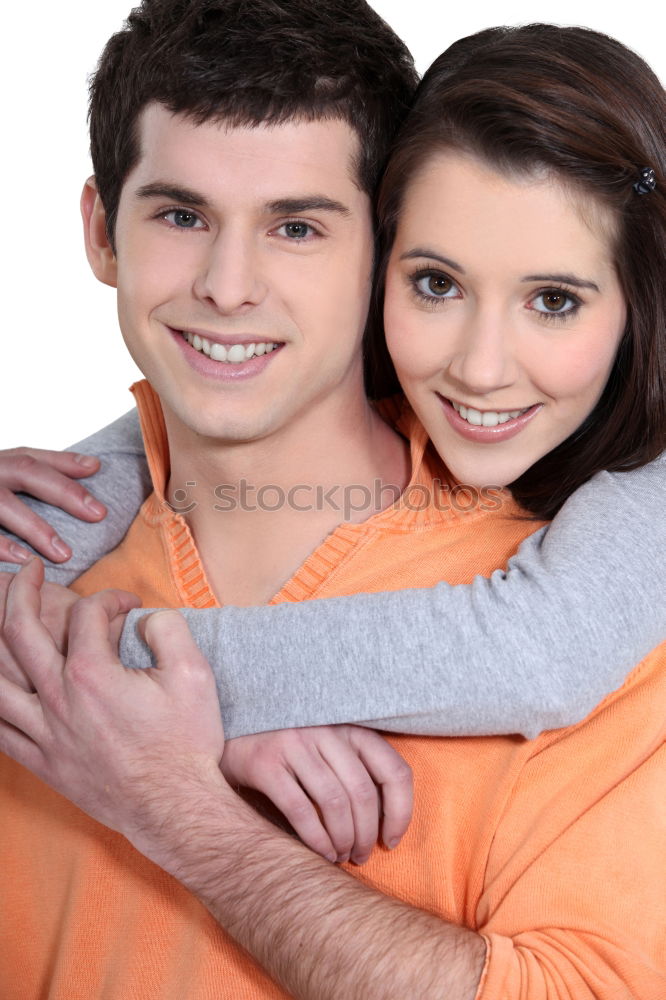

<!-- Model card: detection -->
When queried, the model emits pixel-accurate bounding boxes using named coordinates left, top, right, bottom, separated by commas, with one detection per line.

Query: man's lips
left=170, top=326, right=284, bottom=379
left=167, top=325, right=282, bottom=348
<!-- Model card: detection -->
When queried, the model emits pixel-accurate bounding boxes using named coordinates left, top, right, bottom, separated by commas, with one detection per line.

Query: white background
left=1, top=1, right=662, bottom=450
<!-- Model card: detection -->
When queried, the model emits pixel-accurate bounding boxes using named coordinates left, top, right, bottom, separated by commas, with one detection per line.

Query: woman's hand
left=0, top=447, right=107, bottom=563
left=220, top=725, right=413, bottom=865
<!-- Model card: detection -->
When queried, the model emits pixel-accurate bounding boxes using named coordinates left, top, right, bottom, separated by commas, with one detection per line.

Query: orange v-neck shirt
left=1, top=381, right=663, bottom=999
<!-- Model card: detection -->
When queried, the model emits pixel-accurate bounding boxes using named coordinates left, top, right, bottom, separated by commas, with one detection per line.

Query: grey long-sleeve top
left=1, top=408, right=664, bottom=739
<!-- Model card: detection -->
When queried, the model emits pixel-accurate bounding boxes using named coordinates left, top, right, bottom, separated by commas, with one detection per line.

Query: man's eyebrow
left=134, top=187, right=352, bottom=218
left=266, top=197, right=352, bottom=218
left=522, top=273, right=600, bottom=292
left=399, top=249, right=466, bottom=273
left=134, top=182, right=210, bottom=208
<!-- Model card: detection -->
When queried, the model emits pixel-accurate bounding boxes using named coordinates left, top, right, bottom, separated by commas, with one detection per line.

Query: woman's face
left=384, top=151, right=627, bottom=488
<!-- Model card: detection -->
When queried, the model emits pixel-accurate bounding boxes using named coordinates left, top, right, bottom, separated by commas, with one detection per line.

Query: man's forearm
left=141, top=766, right=486, bottom=1000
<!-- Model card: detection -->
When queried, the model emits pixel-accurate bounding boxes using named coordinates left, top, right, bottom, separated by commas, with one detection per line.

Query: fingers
left=66, top=589, right=143, bottom=665
left=2, top=559, right=65, bottom=693
left=348, top=728, right=413, bottom=854
left=141, top=611, right=213, bottom=692
left=313, top=733, right=383, bottom=864
left=0, top=671, right=43, bottom=744
left=280, top=743, right=359, bottom=862
left=0, top=717, right=45, bottom=776
left=0, top=487, right=72, bottom=563
left=0, top=447, right=102, bottom=489
left=247, top=765, right=339, bottom=863
left=0, top=533, right=33, bottom=566
left=0, top=449, right=106, bottom=562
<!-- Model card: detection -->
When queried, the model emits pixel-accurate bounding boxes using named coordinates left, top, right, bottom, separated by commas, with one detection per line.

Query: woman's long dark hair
left=367, top=25, right=666, bottom=519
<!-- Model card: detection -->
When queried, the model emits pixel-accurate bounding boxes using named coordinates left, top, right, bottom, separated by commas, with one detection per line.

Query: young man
left=0, top=2, right=663, bottom=998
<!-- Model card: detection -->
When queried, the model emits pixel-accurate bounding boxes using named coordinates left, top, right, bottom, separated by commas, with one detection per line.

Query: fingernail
left=8, top=543, right=30, bottom=563
left=51, top=537, right=71, bottom=559
left=83, top=494, right=106, bottom=517
left=386, top=838, right=400, bottom=850
left=351, top=853, right=370, bottom=866
left=336, top=854, right=350, bottom=865
left=74, top=454, right=98, bottom=470
left=325, top=852, right=337, bottom=863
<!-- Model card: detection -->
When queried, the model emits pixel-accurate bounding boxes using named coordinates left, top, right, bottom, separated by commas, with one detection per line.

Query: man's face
left=107, top=105, right=374, bottom=446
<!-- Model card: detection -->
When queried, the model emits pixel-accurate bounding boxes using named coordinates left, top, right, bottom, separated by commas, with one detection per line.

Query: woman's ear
left=81, top=177, right=117, bottom=287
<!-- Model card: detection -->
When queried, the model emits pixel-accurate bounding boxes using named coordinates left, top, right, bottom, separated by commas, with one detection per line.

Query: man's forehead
left=128, top=103, right=366, bottom=201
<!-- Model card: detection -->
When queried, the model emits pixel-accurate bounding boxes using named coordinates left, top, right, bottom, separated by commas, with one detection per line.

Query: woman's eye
left=276, top=221, right=315, bottom=240
left=531, top=289, right=579, bottom=315
left=162, top=209, right=205, bottom=229
left=414, top=272, right=459, bottom=299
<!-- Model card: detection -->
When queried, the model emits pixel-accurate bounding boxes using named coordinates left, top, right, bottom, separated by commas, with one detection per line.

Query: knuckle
left=349, top=781, right=379, bottom=807
left=64, top=652, right=95, bottom=688
left=283, top=797, right=315, bottom=824
left=246, top=753, right=277, bottom=783
left=12, top=454, right=39, bottom=476
left=2, top=617, right=25, bottom=647
left=62, top=480, right=87, bottom=503
left=320, top=788, right=349, bottom=814
left=183, top=656, right=214, bottom=689
left=388, top=759, right=414, bottom=787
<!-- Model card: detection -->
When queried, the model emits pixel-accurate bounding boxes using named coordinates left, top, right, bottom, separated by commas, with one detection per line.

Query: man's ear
left=81, top=177, right=117, bottom=288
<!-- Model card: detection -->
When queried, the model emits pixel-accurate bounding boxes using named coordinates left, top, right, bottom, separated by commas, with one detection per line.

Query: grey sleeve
left=2, top=413, right=664, bottom=739
left=0, top=409, right=151, bottom=584
left=121, top=456, right=666, bottom=740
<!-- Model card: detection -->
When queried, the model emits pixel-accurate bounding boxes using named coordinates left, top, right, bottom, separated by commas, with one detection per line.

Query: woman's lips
left=438, top=394, right=542, bottom=443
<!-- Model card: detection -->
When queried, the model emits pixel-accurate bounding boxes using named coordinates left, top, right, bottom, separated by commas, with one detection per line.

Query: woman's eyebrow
left=522, top=272, right=600, bottom=292
left=400, top=248, right=465, bottom=273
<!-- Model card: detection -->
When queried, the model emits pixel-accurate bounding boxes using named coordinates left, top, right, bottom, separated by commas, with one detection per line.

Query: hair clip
left=633, top=166, right=656, bottom=195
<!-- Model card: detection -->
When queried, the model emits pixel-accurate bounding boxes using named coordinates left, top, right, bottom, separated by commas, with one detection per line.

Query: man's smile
left=178, top=328, right=282, bottom=364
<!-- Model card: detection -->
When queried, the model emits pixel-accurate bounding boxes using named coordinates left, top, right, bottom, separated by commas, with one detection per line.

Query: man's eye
left=162, top=209, right=204, bottom=229
left=531, top=289, right=579, bottom=314
left=413, top=272, right=459, bottom=299
left=277, top=221, right=314, bottom=240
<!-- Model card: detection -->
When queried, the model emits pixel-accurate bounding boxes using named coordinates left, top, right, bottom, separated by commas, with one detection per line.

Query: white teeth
left=183, top=332, right=278, bottom=364
left=452, top=400, right=528, bottom=426
left=227, top=344, right=247, bottom=364
left=210, top=343, right=228, bottom=362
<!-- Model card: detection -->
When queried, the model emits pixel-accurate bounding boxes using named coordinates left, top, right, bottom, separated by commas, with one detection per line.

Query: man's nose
left=446, top=306, right=519, bottom=396
left=192, top=229, right=266, bottom=314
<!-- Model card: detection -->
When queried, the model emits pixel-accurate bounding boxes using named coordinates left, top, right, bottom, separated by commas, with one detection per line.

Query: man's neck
left=163, top=394, right=410, bottom=606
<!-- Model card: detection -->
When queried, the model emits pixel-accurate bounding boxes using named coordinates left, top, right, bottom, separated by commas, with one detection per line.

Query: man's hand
left=221, top=725, right=413, bottom=864
left=1, top=569, right=83, bottom=689
left=0, top=560, right=224, bottom=855
left=0, top=447, right=107, bottom=564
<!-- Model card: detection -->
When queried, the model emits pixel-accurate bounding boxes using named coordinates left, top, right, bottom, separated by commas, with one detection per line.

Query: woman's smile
left=384, top=151, right=627, bottom=488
